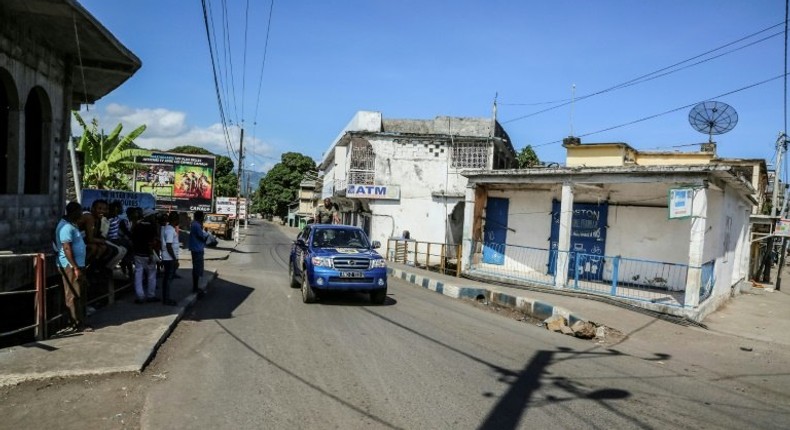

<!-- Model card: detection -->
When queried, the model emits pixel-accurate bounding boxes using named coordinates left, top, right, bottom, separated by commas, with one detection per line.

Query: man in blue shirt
left=55, top=201, right=91, bottom=332
left=189, top=211, right=209, bottom=297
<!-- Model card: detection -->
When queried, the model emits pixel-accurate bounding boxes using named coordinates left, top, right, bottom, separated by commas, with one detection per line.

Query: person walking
left=54, top=202, right=92, bottom=332
left=160, top=212, right=180, bottom=306
left=189, top=210, right=209, bottom=297
left=132, top=209, right=159, bottom=303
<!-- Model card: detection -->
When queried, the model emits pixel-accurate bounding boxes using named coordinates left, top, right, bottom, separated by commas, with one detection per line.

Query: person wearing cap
left=131, top=208, right=159, bottom=303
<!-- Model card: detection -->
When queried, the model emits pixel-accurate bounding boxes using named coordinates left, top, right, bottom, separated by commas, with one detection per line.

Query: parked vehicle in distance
left=289, top=224, right=388, bottom=304
left=204, top=213, right=234, bottom=240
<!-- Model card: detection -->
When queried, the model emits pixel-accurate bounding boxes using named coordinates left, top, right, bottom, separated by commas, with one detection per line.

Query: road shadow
left=186, top=277, right=254, bottom=321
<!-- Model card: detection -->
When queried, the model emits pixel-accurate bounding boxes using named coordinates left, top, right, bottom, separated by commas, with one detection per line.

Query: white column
left=461, top=183, right=476, bottom=272
left=554, top=183, right=574, bottom=288
left=684, top=188, right=708, bottom=307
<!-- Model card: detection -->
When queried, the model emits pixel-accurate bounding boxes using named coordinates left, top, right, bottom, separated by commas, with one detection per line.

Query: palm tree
left=73, top=112, right=151, bottom=190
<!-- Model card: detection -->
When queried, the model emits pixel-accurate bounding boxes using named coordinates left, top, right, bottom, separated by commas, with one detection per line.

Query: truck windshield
left=207, top=215, right=225, bottom=222
left=312, top=228, right=370, bottom=249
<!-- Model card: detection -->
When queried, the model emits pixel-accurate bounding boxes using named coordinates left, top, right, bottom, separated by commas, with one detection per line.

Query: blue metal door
left=548, top=201, right=608, bottom=278
left=482, top=197, right=509, bottom=265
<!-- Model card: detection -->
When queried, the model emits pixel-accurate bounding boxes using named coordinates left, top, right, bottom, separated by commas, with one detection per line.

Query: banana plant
left=73, top=111, right=151, bottom=190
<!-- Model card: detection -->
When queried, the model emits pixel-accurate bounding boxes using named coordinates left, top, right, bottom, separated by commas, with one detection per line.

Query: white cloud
left=73, top=104, right=276, bottom=171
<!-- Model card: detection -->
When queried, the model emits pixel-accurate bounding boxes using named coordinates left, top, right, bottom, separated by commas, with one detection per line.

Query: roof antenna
left=570, top=84, right=576, bottom=137
left=491, top=92, right=498, bottom=138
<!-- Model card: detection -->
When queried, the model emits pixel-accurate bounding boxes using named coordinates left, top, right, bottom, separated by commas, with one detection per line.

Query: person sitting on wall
left=78, top=199, right=126, bottom=270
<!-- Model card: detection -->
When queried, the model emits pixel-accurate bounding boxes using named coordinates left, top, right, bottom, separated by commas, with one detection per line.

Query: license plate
left=339, top=271, right=364, bottom=278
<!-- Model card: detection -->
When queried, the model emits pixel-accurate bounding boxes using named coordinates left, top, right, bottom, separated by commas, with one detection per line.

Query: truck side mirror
left=371, top=240, right=381, bottom=249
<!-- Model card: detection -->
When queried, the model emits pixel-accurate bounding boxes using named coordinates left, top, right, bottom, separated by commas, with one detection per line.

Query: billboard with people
left=134, top=152, right=215, bottom=212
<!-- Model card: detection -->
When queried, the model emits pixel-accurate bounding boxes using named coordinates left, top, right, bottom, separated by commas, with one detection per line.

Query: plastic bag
left=206, top=232, right=219, bottom=247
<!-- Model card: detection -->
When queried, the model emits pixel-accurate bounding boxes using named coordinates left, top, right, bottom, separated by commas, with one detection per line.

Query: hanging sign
left=668, top=188, right=693, bottom=219
left=776, top=219, right=790, bottom=237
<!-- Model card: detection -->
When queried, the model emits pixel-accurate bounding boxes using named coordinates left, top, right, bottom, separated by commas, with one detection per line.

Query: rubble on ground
left=542, top=315, right=607, bottom=340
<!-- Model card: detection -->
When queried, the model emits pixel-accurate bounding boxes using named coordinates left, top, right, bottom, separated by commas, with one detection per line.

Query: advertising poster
left=135, top=152, right=215, bottom=212
left=81, top=189, right=156, bottom=213
left=216, top=197, right=247, bottom=218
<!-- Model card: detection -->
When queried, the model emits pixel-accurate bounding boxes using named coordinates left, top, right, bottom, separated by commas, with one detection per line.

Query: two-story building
left=318, top=111, right=517, bottom=247
left=460, top=137, right=765, bottom=322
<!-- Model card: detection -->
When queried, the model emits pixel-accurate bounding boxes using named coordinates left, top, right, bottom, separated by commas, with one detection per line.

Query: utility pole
left=234, top=128, right=244, bottom=244
left=764, top=133, right=786, bottom=282
left=775, top=133, right=788, bottom=290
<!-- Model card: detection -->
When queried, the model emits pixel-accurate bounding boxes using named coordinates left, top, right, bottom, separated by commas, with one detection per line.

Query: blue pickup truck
left=289, top=224, right=388, bottom=304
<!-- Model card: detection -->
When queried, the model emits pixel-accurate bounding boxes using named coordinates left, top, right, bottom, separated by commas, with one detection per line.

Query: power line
left=200, top=0, right=237, bottom=161
left=252, top=0, right=276, bottom=128
left=533, top=74, right=787, bottom=148
left=503, top=21, right=786, bottom=124
left=241, top=0, right=251, bottom=123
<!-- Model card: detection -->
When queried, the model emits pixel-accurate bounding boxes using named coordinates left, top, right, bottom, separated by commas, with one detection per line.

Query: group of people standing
left=53, top=200, right=211, bottom=333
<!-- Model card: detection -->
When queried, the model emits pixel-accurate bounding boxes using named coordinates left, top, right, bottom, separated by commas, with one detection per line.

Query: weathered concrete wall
left=0, top=29, right=69, bottom=253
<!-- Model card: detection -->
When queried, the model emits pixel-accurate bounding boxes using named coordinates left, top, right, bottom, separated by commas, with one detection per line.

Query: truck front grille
left=333, top=257, right=370, bottom=270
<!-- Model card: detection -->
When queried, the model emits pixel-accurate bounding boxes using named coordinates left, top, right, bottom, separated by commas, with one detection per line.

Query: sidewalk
left=387, top=260, right=790, bottom=347
left=0, top=241, right=236, bottom=387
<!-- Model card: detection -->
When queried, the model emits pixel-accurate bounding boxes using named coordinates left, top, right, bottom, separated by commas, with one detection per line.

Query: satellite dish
left=688, top=101, right=738, bottom=143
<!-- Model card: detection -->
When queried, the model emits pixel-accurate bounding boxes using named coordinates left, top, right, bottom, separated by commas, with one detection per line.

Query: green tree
left=516, top=145, right=541, bottom=168
left=74, top=112, right=150, bottom=190
left=257, top=152, right=316, bottom=217
left=167, top=145, right=238, bottom=197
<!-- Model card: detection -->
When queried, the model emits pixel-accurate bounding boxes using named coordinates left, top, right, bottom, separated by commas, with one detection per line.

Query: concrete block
left=544, top=314, right=567, bottom=332
left=571, top=321, right=596, bottom=339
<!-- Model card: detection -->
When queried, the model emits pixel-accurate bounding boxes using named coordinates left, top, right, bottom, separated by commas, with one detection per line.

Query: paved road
left=140, top=222, right=790, bottom=429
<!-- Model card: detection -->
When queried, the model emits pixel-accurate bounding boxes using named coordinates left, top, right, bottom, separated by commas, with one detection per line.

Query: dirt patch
left=461, top=297, right=627, bottom=345
left=462, top=297, right=544, bottom=325
left=0, top=372, right=150, bottom=430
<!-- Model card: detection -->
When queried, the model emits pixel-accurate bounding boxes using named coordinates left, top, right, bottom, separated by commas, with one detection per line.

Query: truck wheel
left=288, top=262, right=300, bottom=288
left=370, top=288, right=387, bottom=305
left=301, top=272, right=317, bottom=303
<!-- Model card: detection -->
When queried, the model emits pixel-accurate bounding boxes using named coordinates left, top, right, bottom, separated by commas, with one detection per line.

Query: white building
left=460, top=139, right=763, bottom=321
left=318, top=111, right=517, bottom=248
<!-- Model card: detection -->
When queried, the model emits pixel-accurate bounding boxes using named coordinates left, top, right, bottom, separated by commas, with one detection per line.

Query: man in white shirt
left=160, top=211, right=180, bottom=306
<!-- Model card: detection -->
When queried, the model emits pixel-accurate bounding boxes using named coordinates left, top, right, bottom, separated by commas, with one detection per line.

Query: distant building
left=318, top=111, right=516, bottom=247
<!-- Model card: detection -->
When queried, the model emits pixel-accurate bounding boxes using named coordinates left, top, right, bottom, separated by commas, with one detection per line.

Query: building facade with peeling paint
left=318, top=110, right=517, bottom=248
left=460, top=138, right=765, bottom=321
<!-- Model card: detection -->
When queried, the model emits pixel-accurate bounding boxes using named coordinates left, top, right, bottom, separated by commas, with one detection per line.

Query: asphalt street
left=133, top=222, right=789, bottom=429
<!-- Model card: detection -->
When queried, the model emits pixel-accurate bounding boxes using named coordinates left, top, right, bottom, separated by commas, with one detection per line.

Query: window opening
left=451, top=141, right=488, bottom=169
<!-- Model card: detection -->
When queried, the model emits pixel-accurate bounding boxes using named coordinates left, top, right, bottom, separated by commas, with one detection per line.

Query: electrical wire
left=241, top=0, right=251, bottom=124
left=532, top=74, right=788, bottom=148
left=503, top=21, right=786, bottom=124
left=252, top=0, right=276, bottom=134
left=200, top=0, right=237, bottom=161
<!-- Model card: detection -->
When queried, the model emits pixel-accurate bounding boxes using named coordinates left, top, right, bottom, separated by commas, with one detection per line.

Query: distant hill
left=242, top=170, right=266, bottom=196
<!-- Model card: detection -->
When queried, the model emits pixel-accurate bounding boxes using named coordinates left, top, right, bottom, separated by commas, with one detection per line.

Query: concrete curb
left=137, top=269, right=218, bottom=371
left=388, top=266, right=589, bottom=326
left=0, top=269, right=220, bottom=387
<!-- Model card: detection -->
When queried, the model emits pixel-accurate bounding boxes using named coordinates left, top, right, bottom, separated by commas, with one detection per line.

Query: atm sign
left=346, top=184, right=400, bottom=200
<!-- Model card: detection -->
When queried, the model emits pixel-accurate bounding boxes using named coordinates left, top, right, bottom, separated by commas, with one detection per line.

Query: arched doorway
left=24, top=87, right=52, bottom=194
left=0, top=68, right=19, bottom=194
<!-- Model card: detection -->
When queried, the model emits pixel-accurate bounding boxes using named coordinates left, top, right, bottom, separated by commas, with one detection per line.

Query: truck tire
left=301, top=272, right=317, bottom=303
left=288, top=262, right=300, bottom=288
left=370, top=288, right=387, bottom=305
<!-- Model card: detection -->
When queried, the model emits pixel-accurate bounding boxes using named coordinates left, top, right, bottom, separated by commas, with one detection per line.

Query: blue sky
left=76, top=1, right=786, bottom=173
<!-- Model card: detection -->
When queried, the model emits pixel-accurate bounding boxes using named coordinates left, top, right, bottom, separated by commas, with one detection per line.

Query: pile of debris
left=543, top=315, right=607, bottom=340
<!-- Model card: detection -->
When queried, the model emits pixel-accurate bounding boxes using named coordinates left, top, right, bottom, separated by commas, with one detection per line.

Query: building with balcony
left=318, top=110, right=517, bottom=247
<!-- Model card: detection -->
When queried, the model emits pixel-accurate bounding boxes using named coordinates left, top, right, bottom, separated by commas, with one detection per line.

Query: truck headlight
left=370, top=259, right=387, bottom=268
left=312, top=256, right=333, bottom=268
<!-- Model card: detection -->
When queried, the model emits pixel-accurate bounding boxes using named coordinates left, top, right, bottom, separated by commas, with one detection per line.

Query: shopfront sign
left=346, top=184, right=400, bottom=200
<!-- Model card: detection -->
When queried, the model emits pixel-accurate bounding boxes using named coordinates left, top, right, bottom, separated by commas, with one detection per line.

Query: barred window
left=451, top=141, right=489, bottom=169
left=348, top=138, right=375, bottom=184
